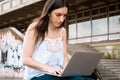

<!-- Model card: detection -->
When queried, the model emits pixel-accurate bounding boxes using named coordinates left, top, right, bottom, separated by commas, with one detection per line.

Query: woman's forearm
left=23, top=57, right=49, bottom=72
left=63, top=53, right=69, bottom=69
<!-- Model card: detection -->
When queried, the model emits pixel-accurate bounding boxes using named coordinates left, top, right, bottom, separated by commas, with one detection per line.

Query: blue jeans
left=31, top=74, right=94, bottom=80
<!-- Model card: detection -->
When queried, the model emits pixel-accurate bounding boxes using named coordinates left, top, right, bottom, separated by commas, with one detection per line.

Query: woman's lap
left=31, top=74, right=94, bottom=80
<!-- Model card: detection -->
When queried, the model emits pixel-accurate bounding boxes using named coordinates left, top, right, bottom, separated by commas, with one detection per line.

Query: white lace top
left=24, top=30, right=64, bottom=80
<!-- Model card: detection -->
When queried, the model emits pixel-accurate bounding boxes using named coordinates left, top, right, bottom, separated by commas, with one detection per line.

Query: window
left=92, top=18, right=107, bottom=35
left=109, top=5, right=116, bottom=11
left=100, top=7, right=107, bottom=13
left=92, top=9, right=98, bottom=15
left=84, top=11, right=90, bottom=17
left=109, top=15, right=120, bottom=33
left=77, top=21, right=91, bottom=37
left=77, top=13, right=83, bottom=18
left=118, top=4, right=120, bottom=9
left=68, top=23, right=77, bottom=39
left=92, top=36, right=107, bottom=42
left=109, top=34, right=120, bottom=40
left=68, top=15, right=75, bottom=20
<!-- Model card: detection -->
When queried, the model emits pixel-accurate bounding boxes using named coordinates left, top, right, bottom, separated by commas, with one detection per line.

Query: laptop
left=47, top=51, right=104, bottom=77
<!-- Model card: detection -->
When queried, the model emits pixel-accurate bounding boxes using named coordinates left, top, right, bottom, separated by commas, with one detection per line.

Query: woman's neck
left=46, top=26, right=60, bottom=39
left=48, top=26, right=59, bottom=32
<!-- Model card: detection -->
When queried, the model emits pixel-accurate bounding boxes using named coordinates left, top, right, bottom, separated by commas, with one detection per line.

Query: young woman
left=22, top=0, right=94, bottom=80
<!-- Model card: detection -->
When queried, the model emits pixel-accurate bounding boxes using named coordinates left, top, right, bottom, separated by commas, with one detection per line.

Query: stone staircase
left=67, top=44, right=120, bottom=80
left=98, top=60, right=120, bottom=80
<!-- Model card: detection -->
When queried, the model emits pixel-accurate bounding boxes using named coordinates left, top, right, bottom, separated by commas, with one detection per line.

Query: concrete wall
left=0, top=0, right=42, bottom=15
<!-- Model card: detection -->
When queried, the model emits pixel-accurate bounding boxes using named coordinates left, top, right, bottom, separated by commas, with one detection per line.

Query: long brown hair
left=34, top=0, right=69, bottom=44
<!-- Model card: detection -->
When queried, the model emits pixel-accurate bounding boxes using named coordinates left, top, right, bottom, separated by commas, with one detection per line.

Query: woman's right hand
left=47, top=66, right=64, bottom=75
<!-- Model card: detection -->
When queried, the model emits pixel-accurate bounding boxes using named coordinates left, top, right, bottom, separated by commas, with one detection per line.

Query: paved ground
left=0, top=65, right=24, bottom=80
left=0, top=77, right=23, bottom=80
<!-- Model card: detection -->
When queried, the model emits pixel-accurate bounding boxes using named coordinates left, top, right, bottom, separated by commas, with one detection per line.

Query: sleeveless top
left=24, top=29, right=64, bottom=80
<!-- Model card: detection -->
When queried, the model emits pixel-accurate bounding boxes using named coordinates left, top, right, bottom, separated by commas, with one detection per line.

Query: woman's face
left=49, top=7, right=68, bottom=27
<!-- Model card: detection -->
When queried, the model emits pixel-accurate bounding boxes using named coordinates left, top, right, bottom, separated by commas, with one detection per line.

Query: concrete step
left=97, top=68, right=111, bottom=72
left=100, top=71, right=120, bottom=74
left=102, top=77, right=120, bottom=80
left=100, top=60, right=120, bottom=62
left=101, top=73, right=118, bottom=77
left=110, top=69, right=120, bottom=72
left=104, top=67, right=120, bottom=69
left=98, top=69, right=120, bottom=73
left=100, top=64, right=120, bottom=67
left=98, top=60, right=120, bottom=80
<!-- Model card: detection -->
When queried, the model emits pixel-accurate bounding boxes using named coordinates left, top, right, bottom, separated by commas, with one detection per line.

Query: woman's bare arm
left=22, top=22, right=49, bottom=72
left=62, top=27, right=69, bottom=69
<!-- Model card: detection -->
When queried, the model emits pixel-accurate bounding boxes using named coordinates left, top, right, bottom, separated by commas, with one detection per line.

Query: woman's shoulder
left=25, top=20, right=39, bottom=35
left=27, top=20, right=39, bottom=30
left=60, top=27, right=66, bottom=39
left=61, top=27, right=66, bottom=34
